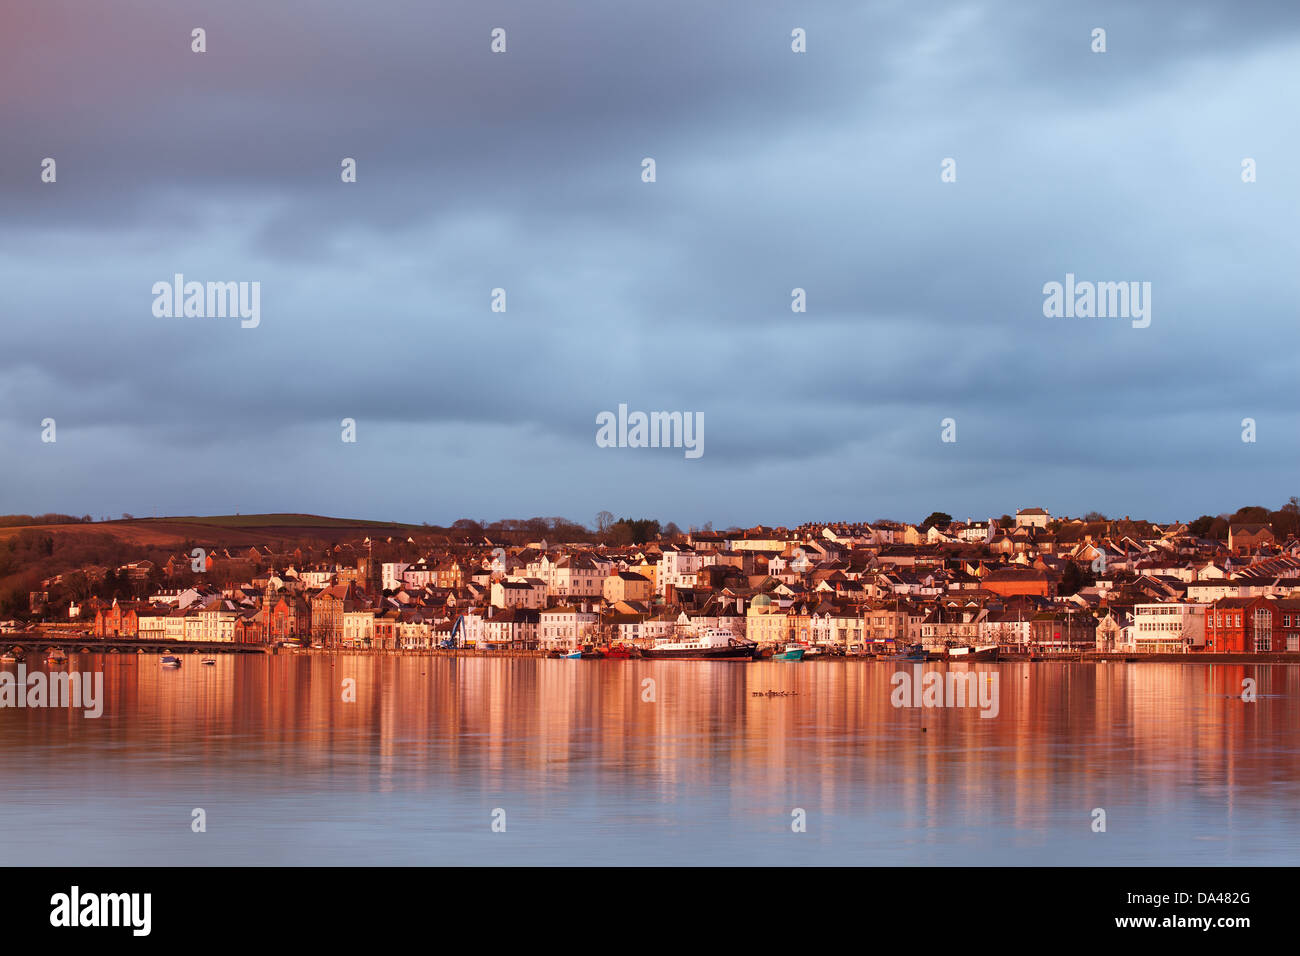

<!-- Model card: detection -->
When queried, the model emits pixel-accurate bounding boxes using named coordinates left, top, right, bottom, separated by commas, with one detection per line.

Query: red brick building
left=93, top=600, right=141, bottom=638
left=1205, top=596, right=1300, bottom=652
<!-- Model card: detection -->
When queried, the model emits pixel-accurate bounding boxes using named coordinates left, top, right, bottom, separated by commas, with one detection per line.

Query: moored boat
left=46, top=649, right=69, bottom=664
left=559, top=650, right=582, bottom=659
left=201, top=657, right=216, bottom=665
left=640, top=628, right=757, bottom=661
left=771, top=644, right=806, bottom=661
left=0, top=652, right=17, bottom=664
left=601, top=643, right=639, bottom=659
left=946, top=643, right=999, bottom=662
left=161, top=655, right=182, bottom=668
left=883, top=643, right=927, bottom=661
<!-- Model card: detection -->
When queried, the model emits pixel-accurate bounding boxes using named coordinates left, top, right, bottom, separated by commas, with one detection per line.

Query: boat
left=201, top=657, right=217, bottom=666
left=0, top=652, right=17, bottom=664
left=801, top=643, right=825, bottom=660
left=946, top=643, right=999, bottom=662
left=46, top=649, right=69, bottom=664
left=639, top=628, right=757, bottom=661
left=601, top=643, right=639, bottom=659
left=559, top=650, right=582, bottom=659
left=883, top=643, right=927, bottom=661
left=771, top=644, right=805, bottom=661
left=160, top=655, right=182, bottom=668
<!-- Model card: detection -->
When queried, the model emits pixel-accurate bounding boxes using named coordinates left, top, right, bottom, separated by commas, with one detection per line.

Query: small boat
left=883, top=643, right=927, bottom=661
left=161, top=655, right=182, bottom=668
left=946, top=643, right=999, bottom=662
left=559, top=650, right=582, bottom=659
left=201, top=657, right=216, bottom=666
left=771, top=644, right=806, bottom=661
left=46, top=649, right=69, bottom=664
left=602, top=644, right=639, bottom=659
left=0, top=652, right=17, bottom=664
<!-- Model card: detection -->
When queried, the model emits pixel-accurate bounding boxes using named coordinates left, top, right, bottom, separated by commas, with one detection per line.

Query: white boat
left=640, top=628, right=757, bottom=661
left=946, top=643, right=999, bottom=661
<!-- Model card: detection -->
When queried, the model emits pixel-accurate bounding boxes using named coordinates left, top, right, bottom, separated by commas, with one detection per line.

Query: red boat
left=601, top=643, right=640, bottom=659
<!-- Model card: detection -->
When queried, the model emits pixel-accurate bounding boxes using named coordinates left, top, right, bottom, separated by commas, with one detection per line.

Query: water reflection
left=0, top=655, right=1295, bottom=865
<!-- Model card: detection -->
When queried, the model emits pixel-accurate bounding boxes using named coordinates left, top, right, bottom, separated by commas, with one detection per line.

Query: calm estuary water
left=1, top=655, right=1297, bottom=865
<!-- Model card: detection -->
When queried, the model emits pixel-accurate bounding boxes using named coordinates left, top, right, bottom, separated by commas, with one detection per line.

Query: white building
left=381, top=562, right=410, bottom=591
left=1132, top=603, right=1206, bottom=653
left=538, top=606, right=598, bottom=650
left=659, top=546, right=709, bottom=596
left=1014, top=508, right=1051, bottom=529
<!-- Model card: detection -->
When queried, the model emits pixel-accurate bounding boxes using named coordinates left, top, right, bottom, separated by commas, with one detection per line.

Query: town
left=6, top=504, right=1300, bottom=660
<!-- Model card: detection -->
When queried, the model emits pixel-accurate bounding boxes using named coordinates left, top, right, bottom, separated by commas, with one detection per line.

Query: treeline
left=0, top=530, right=175, bottom=619
left=1187, top=499, right=1300, bottom=540
left=445, top=516, right=680, bottom=546
left=0, top=514, right=93, bottom=528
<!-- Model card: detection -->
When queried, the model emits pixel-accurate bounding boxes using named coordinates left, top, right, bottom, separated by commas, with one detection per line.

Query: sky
left=2, top=0, right=1298, bottom=530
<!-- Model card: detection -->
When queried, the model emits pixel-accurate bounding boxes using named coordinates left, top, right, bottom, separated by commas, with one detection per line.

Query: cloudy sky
left=2, top=0, right=1298, bottom=529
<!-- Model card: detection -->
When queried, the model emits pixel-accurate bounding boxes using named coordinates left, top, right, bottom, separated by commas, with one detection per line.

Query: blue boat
left=560, top=651, right=582, bottom=659
left=771, top=644, right=806, bottom=661
left=160, top=655, right=182, bottom=668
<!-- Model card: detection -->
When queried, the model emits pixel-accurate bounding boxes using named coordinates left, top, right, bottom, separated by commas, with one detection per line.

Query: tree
left=595, top=511, right=614, bottom=534
left=1058, top=561, right=1095, bottom=597
left=920, top=512, right=952, bottom=530
left=1083, top=511, right=1107, bottom=522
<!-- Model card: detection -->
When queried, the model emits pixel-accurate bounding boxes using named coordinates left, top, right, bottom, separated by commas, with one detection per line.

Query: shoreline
left=5, top=632, right=1300, bottom=664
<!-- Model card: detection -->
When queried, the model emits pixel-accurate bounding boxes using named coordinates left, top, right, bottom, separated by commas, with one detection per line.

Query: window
left=1253, top=608, right=1272, bottom=651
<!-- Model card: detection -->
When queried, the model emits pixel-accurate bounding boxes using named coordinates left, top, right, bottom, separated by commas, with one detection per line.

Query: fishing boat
left=160, top=655, right=182, bottom=668
left=883, top=643, right=927, bottom=661
left=559, top=650, right=582, bottom=659
left=601, top=643, right=639, bottom=659
left=46, top=649, right=69, bottom=664
left=771, top=644, right=806, bottom=662
left=639, top=628, right=757, bottom=661
left=946, top=643, right=999, bottom=662
left=801, top=643, right=825, bottom=660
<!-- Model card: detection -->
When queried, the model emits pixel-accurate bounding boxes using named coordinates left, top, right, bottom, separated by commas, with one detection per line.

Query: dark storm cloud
left=1, top=0, right=1298, bottom=524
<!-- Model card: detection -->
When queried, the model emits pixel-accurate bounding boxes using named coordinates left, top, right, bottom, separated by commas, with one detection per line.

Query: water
left=1, top=655, right=1297, bottom=865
